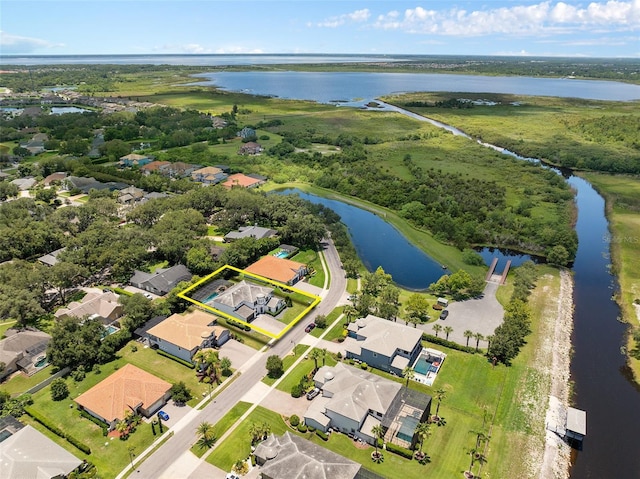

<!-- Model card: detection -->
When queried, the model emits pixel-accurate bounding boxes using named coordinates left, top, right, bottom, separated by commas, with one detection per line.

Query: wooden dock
left=486, top=257, right=498, bottom=282
left=500, top=260, right=511, bottom=285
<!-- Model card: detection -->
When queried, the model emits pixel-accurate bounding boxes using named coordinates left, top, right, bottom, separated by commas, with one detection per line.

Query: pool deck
left=412, top=347, right=447, bottom=386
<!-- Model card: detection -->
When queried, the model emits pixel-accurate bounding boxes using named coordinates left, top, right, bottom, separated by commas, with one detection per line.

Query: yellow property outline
left=178, top=264, right=321, bottom=340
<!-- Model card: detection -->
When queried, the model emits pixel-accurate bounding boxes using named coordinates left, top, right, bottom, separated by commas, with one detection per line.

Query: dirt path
left=536, top=270, right=574, bottom=479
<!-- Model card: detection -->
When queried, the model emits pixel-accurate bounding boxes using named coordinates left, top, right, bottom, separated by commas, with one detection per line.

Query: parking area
left=146, top=401, right=191, bottom=427
left=418, top=282, right=503, bottom=348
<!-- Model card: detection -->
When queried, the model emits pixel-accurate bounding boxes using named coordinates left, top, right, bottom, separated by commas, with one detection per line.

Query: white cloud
left=316, top=8, right=371, bottom=28
left=372, top=1, right=640, bottom=36
left=0, top=31, right=62, bottom=53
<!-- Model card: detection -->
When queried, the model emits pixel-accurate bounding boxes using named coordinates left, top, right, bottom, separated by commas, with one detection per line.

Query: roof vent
left=324, top=371, right=334, bottom=381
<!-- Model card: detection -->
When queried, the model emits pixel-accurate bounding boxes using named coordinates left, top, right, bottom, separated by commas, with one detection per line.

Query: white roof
left=566, top=407, right=587, bottom=435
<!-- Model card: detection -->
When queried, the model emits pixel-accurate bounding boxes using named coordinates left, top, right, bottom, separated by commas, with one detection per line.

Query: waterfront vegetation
left=581, top=172, right=640, bottom=379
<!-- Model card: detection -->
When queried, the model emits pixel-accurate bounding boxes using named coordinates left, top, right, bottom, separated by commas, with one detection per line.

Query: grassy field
left=190, top=401, right=251, bottom=458
left=309, top=306, right=345, bottom=339
left=580, top=172, right=640, bottom=380
left=262, top=344, right=310, bottom=387
left=381, top=92, right=640, bottom=172
left=0, top=319, right=16, bottom=339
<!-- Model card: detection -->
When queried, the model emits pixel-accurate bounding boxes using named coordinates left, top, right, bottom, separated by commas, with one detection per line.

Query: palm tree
left=415, top=421, right=431, bottom=455
left=343, top=304, right=358, bottom=324
left=465, top=446, right=478, bottom=478
left=402, top=366, right=415, bottom=387
left=220, top=356, right=232, bottom=376
left=310, top=348, right=323, bottom=372
left=371, top=424, right=385, bottom=462
left=321, top=348, right=327, bottom=366
left=473, top=332, right=484, bottom=351
left=249, top=422, right=262, bottom=445
left=485, top=335, right=494, bottom=352
left=116, top=419, right=129, bottom=439
left=434, top=388, right=447, bottom=420
left=196, top=421, right=217, bottom=449
left=443, top=325, right=453, bottom=340
left=463, top=329, right=473, bottom=347
left=432, top=323, right=443, bottom=337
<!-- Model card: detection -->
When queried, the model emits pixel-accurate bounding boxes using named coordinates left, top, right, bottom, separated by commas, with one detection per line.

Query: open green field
left=381, top=92, right=640, bottom=173
left=580, top=172, right=640, bottom=380
left=190, top=401, right=252, bottom=458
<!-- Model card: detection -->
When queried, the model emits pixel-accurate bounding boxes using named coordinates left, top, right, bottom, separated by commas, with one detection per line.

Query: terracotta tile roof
left=140, top=161, right=170, bottom=172
left=222, top=173, right=262, bottom=189
left=245, top=256, right=306, bottom=284
left=147, top=310, right=220, bottom=351
left=75, top=364, right=171, bottom=423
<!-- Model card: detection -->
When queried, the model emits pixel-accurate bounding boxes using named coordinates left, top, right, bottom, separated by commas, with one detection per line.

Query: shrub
left=24, top=407, right=91, bottom=454
left=307, top=426, right=316, bottom=433
left=71, top=365, right=86, bottom=382
left=336, top=351, right=342, bottom=359
left=289, top=415, right=300, bottom=427
left=157, top=350, right=196, bottom=368
left=422, top=334, right=476, bottom=353
left=360, top=362, right=368, bottom=370
left=50, top=378, right=69, bottom=401
left=316, top=430, right=329, bottom=441
left=386, top=442, right=414, bottom=459
left=291, top=384, right=303, bottom=398
left=79, top=409, right=108, bottom=436
left=297, top=424, right=307, bottom=433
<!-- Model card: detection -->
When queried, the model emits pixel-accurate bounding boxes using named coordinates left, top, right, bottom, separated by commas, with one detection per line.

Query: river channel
left=270, top=97, right=640, bottom=476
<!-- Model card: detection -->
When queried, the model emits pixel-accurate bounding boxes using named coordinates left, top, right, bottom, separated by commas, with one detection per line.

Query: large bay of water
left=193, top=70, right=640, bottom=102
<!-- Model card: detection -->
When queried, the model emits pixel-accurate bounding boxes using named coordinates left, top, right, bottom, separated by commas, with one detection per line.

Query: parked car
left=144, top=292, right=153, bottom=299
left=306, top=387, right=320, bottom=400
left=226, top=474, right=239, bottom=479
left=305, top=323, right=316, bottom=333
left=158, top=411, right=169, bottom=421
left=440, top=310, right=449, bottom=320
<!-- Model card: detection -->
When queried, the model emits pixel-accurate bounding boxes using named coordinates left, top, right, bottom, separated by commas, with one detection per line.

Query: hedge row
left=422, top=334, right=477, bottom=354
left=385, top=442, right=414, bottom=459
left=225, top=319, right=252, bottom=332
left=25, top=407, right=92, bottom=455
left=156, top=350, right=196, bottom=369
left=316, top=430, right=329, bottom=441
left=79, top=409, right=108, bottom=436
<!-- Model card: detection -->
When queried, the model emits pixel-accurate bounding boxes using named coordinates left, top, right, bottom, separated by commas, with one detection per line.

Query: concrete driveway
left=218, top=339, right=258, bottom=371
left=418, top=282, right=504, bottom=349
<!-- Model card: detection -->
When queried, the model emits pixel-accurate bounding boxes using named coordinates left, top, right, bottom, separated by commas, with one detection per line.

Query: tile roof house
left=191, top=166, right=227, bottom=185
left=222, top=173, right=263, bottom=189
left=223, top=225, right=277, bottom=242
left=245, top=255, right=307, bottom=285
left=212, top=280, right=284, bottom=321
left=118, top=185, right=146, bottom=204
left=238, top=141, right=263, bottom=155
left=304, top=363, right=431, bottom=448
left=37, top=247, right=66, bottom=267
left=140, top=160, right=171, bottom=176
left=10, top=177, right=37, bottom=191
left=42, top=171, right=67, bottom=186
left=129, top=264, right=193, bottom=296
left=0, top=424, right=82, bottom=479
left=75, top=364, right=172, bottom=430
left=0, top=329, right=51, bottom=380
left=54, top=291, right=123, bottom=323
left=344, top=314, right=423, bottom=376
left=146, top=310, right=229, bottom=363
left=304, top=362, right=401, bottom=444
left=159, top=162, right=202, bottom=178
left=253, top=432, right=363, bottom=479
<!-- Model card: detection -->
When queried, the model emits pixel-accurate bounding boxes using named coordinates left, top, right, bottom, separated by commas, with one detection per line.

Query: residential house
left=10, top=177, right=37, bottom=191
left=211, top=117, right=227, bottom=129
left=238, top=141, right=263, bottom=155
left=37, top=247, right=66, bottom=267
left=140, top=160, right=171, bottom=176
left=212, top=280, right=284, bottom=321
left=119, top=153, right=152, bottom=167
left=344, top=314, right=423, bottom=376
left=223, top=225, right=277, bottom=242
left=0, top=329, right=51, bottom=380
left=222, top=173, right=263, bottom=189
left=237, top=127, right=256, bottom=140
left=42, top=172, right=67, bottom=186
left=245, top=256, right=307, bottom=285
left=0, top=423, right=83, bottom=479
left=304, top=363, right=431, bottom=448
left=146, top=310, right=229, bottom=363
left=129, top=264, right=192, bottom=296
left=143, top=191, right=169, bottom=201
left=54, top=291, right=123, bottom=323
left=118, top=185, right=145, bottom=204
left=75, top=364, right=172, bottom=430
left=19, top=133, right=47, bottom=155
left=64, top=176, right=128, bottom=193
left=191, top=166, right=227, bottom=185
left=159, top=162, right=201, bottom=178
left=253, top=432, right=363, bottom=479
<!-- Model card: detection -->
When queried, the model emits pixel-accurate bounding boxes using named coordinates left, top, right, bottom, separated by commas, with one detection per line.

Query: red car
left=305, top=323, right=316, bottom=333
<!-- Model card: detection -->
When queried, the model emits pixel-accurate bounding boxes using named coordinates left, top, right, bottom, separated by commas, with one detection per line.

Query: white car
left=226, top=474, right=240, bottom=479
left=144, top=292, right=153, bottom=299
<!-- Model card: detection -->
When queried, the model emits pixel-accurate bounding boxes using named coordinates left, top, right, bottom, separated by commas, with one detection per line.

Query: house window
left=373, top=352, right=377, bottom=357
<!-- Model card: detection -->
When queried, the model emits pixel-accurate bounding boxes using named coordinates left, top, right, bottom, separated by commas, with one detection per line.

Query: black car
left=306, top=387, right=320, bottom=400
left=440, top=310, right=449, bottom=320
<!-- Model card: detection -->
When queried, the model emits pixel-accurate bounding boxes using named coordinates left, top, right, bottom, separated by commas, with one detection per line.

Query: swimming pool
left=34, top=355, right=48, bottom=368
left=274, top=250, right=289, bottom=259
left=414, top=356, right=431, bottom=375
left=203, top=292, right=218, bottom=303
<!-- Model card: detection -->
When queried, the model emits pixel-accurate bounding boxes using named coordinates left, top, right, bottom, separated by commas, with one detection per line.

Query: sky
left=1, top=0, right=639, bottom=57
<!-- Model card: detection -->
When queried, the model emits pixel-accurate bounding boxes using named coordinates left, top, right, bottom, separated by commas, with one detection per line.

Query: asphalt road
left=132, top=237, right=347, bottom=478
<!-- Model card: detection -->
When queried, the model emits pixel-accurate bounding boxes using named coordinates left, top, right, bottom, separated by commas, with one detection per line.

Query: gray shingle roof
left=347, top=314, right=423, bottom=357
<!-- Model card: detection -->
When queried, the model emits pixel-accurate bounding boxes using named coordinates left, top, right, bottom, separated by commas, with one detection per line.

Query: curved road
left=131, top=236, right=347, bottom=478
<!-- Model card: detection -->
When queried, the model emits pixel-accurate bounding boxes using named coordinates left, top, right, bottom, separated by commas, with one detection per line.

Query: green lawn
left=290, top=249, right=325, bottom=288
left=310, top=306, right=346, bottom=339
left=273, top=348, right=338, bottom=394
left=262, top=344, right=310, bottom=387
left=0, top=319, right=17, bottom=339
left=148, top=260, right=169, bottom=273
left=1, top=365, right=57, bottom=397
left=190, top=401, right=252, bottom=458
